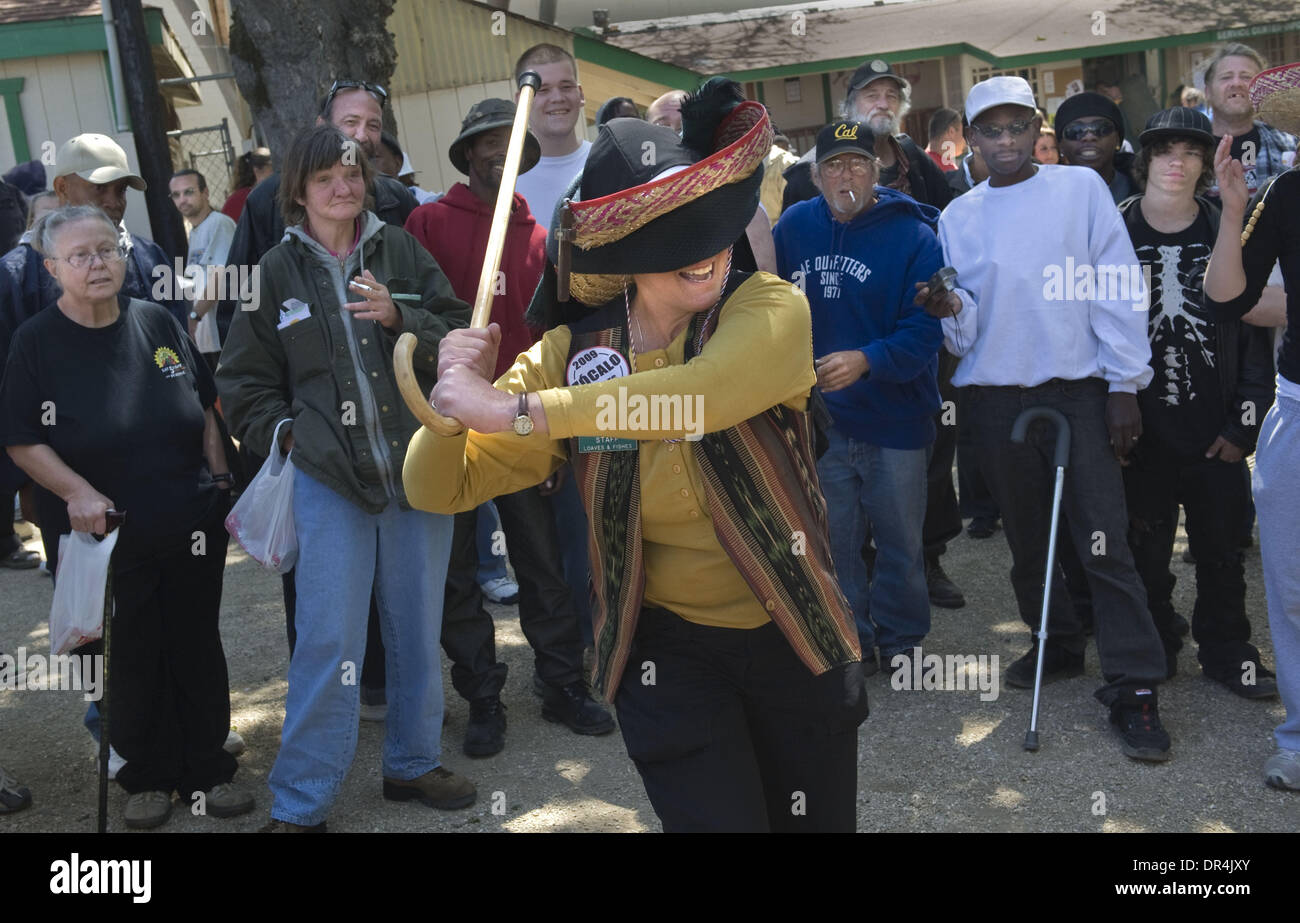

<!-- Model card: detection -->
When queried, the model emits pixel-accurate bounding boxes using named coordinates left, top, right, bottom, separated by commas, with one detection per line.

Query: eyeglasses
left=323, top=79, right=388, bottom=113
left=971, top=119, right=1035, bottom=140
left=55, top=247, right=126, bottom=269
left=1060, top=120, right=1117, bottom=141
left=820, top=158, right=872, bottom=176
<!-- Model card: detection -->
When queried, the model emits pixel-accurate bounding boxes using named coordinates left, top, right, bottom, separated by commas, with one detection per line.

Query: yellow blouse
left=403, top=272, right=816, bottom=629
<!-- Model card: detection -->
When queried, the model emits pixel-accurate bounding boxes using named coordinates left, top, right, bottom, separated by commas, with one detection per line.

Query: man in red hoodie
left=406, top=99, right=614, bottom=757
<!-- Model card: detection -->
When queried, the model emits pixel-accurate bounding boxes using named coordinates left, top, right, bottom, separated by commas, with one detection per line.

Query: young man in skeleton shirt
left=1118, top=108, right=1277, bottom=698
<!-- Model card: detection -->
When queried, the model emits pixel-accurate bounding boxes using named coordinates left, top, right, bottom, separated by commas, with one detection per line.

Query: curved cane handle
left=394, top=332, right=465, bottom=436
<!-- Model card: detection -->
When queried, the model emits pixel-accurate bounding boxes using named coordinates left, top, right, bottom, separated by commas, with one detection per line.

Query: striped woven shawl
left=565, top=284, right=860, bottom=703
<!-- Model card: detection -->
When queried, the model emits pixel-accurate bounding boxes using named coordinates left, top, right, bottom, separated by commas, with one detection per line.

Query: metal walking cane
left=1009, top=408, right=1070, bottom=752
left=97, top=509, right=125, bottom=833
left=393, top=70, right=543, bottom=432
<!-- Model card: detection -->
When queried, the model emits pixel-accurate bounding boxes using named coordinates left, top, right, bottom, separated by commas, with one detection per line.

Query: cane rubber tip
left=518, top=71, right=541, bottom=91
left=1024, top=731, right=1039, bottom=751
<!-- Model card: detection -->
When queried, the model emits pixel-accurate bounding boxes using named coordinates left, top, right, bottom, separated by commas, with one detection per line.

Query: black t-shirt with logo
left=1127, top=205, right=1222, bottom=456
left=0, top=296, right=219, bottom=567
left=1207, top=126, right=1263, bottom=200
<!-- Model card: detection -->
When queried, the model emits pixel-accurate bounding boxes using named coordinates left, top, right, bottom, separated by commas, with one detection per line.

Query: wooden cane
left=394, top=70, right=543, bottom=435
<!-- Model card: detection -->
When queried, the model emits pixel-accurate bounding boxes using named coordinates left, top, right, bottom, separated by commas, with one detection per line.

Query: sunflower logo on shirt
left=154, top=346, right=186, bottom=380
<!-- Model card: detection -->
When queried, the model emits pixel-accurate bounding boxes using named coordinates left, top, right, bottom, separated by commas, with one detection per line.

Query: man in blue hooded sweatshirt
left=774, top=119, right=944, bottom=673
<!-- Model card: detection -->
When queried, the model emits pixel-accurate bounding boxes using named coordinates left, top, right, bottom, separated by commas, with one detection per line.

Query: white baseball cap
left=54, top=133, right=147, bottom=190
left=965, top=76, right=1038, bottom=123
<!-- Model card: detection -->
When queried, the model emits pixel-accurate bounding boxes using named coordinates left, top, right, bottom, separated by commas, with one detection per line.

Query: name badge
left=568, top=346, right=636, bottom=452
left=277, top=298, right=312, bottom=330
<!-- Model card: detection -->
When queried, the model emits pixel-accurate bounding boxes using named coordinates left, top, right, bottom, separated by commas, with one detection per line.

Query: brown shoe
left=383, top=766, right=476, bottom=810
left=123, top=790, right=173, bottom=829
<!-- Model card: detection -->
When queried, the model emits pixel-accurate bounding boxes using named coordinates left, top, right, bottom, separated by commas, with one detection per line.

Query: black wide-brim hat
left=537, top=80, right=772, bottom=310
left=449, top=98, right=541, bottom=176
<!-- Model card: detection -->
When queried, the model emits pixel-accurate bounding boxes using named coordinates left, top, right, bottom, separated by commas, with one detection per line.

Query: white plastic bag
left=225, top=418, right=298, bottom=573
left=49, top=528, right=120, bottom=655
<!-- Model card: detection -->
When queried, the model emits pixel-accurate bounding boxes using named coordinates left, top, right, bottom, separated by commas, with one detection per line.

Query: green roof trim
left=0, top=76, right=30, bottom=162
left=0, top=8, right=165, bottom=63
left=573, top=33, right=701, bottom=89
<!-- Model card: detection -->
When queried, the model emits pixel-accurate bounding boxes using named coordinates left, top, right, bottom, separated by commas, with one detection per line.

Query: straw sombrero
left=528, top=78, right=772, bottom=323
left=1251, top=62, right=1300, bottom=134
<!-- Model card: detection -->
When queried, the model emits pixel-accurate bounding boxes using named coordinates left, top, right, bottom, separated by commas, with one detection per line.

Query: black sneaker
left=926, top=559, right=966, bottom=609
left=967, top=516, right=1000, bottom=539
left=0, top=766, right=31, bottom=814
left=541, top=681, right=615, bottom=735
left=1005, top=640, right=1085, bottom=688
left=1204, top=662, right=1278, bottom=700
left=1109, top=688, right=1171, bottom=762
left=463, top=697, right=507, bottom=757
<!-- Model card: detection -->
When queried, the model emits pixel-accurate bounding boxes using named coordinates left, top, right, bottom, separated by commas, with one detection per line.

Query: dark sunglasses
left=1060, top=120, right=1117, bottom=141
left=323, top=79, right=389, bottom=113
left=970, top=118, right=1035, bottom=140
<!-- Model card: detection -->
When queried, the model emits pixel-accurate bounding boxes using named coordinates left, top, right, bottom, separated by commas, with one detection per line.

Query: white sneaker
left=107, top=745, right=125, bottom=780
left=480, top=576, right=520, bottom=604
left=1264, top=749, right=1300, bottom=791
left=223, top=729, right=246, bottom=756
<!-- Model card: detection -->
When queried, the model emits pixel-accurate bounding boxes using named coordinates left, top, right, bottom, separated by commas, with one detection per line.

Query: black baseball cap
left=1139, top=106, right=1214, bottom=147
left=847, top=59, right=910, bottom=96
left=449, top=98, right=541, bottom=175
left=816, top=120, right=877, bottom=164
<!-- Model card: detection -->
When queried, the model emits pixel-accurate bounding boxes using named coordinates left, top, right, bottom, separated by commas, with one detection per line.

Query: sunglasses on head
left=323, top=79, right=389, bottom=112
left=970, top=118, right=1035, bottom=140
left=1060, top=120, right=1117, bottom=141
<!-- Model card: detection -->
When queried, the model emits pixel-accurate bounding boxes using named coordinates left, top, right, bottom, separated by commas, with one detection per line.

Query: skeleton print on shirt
left=1136, top=240, right=1214, bottom=407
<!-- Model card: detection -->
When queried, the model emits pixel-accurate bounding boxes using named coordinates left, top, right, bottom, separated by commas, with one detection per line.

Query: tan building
left=387, top=0, right=700, bottom=196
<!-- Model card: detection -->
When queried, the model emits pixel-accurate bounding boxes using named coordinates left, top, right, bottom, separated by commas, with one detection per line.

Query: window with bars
left=970, top=66, right=1041, bottom=101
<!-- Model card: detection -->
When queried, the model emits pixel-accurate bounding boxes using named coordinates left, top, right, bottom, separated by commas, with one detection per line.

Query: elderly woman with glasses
left=0, top=204, right=252, bottom=829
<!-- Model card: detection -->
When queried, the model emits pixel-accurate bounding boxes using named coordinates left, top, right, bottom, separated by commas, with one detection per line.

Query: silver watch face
left=513, top=414, right=534, bottom=436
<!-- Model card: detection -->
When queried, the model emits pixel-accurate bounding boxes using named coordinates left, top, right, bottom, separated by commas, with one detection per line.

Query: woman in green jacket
left=217, top=124, right=473, bottom=831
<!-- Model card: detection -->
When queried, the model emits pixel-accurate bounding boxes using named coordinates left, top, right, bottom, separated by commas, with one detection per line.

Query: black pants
left=441, top=485, right=584, bottom=701
left=614, top=607, right=868, bottom=832
left=956, top=387, right=999, bottom=520
left=922, top=349, right=963, bottom=560
left=107, top=500, right=238, bottom=796
left=967, top=379, right=1165, bottom=703
left=1124, top=443, right=1259, bottom=674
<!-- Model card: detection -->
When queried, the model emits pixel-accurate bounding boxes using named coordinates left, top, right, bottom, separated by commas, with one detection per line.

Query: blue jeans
left=268, top=468, right=453, bottom=826
left=818, top=428, right=930, bottom=656
left=1254, top=391, right=1300, bottom=752
left=475, top=501, right=508, bottom=586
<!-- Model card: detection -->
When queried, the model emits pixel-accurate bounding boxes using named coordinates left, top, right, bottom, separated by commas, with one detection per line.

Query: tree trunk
left=228, top=0, right=397, bottom=168
left=110, top=0, right=187, bottom=260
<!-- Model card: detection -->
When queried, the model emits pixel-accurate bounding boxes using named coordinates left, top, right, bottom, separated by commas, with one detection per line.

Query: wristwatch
left=512, top=392, right=534, bottom=436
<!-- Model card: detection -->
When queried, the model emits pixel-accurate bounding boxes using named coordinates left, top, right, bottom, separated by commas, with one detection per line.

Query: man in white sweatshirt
left=919, top=76, right=1172, bottom=762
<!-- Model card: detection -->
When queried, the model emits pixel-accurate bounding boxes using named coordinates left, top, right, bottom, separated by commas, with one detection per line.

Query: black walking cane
left=96, top=509, right=125, bottom=833
left=1009, top=409, right=1070, bottom=752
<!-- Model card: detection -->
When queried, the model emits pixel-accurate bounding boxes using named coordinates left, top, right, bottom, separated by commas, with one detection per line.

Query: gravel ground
left=2, top=506, right=1297, bottom=834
